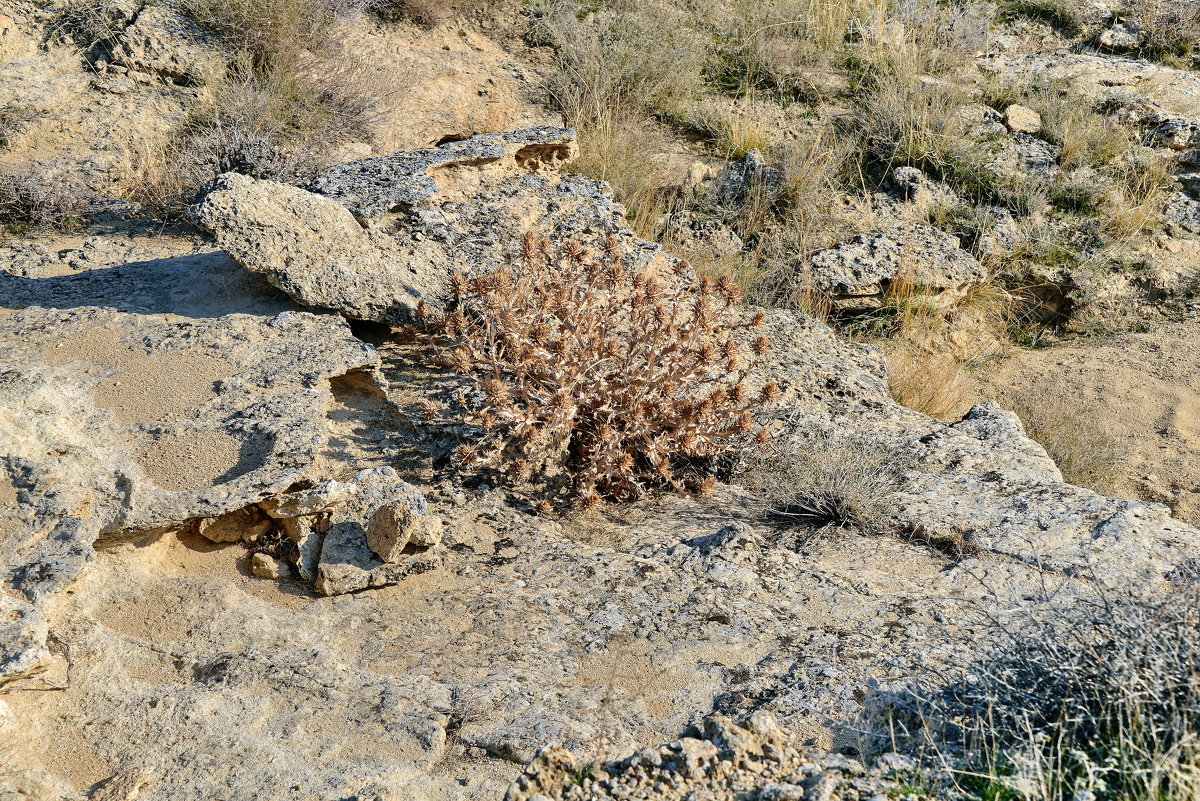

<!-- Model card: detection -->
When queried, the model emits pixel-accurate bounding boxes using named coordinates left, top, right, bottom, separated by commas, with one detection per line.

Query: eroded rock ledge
left=4, top=129, right=1200, bottom=799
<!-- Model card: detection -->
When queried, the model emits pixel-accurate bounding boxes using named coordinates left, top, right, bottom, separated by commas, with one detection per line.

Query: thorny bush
left=418, top=232, right=777, bottom=510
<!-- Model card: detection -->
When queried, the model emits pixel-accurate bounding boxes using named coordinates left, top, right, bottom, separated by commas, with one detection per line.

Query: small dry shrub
left=871, top=588, right=1200, bottom=801
left=180, top=0, right=373, bottom=58
left=0, top=168, right=96, bottom=232
left=1000, top=391, right=1121, bottom=490
left=537, top=0, right=707, bottom=125
left=568, top=113, right=676, bottom=239
left=0, top=104, right=37, bottom=150
left=372, top=0, right=484, bottom=26
left=46, top=0, right=131, bottom=54
left=422, top=233, right=775, bottom=508
left=739, top=427, right=909, bottom=531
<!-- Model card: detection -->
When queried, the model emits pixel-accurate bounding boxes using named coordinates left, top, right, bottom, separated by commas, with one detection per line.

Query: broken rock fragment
left=366, top=500, right=444, bottom=563
left=257, top=467, right=443, bottom=595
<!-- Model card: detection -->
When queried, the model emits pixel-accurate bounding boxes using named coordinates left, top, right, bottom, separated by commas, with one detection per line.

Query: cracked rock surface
left=2, top=131, right=1200, bottom=801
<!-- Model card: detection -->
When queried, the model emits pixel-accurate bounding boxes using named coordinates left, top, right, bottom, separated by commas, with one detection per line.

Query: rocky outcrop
left=191, top=127, right=685, bottom=325
left=110, top=4, right=225, bottom=85
left=6, top=128, right=1200, bottom=801
left=1003, top=103, right=1042, bottom=134
left=705, top=149, right=785, bottom=210
left=0, top=243, right=411, bottom=682
left=258, top=467, right=443, bottom=595
left=808, top=224, right=986, bottom=309
left=306, top=127, right=578, bottom=217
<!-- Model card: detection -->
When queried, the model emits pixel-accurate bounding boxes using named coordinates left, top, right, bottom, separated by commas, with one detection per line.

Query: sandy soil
left=980, top=319, right=1200, bottom=525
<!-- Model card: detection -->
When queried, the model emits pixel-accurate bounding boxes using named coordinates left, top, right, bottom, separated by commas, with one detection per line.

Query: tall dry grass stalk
left=568, top=114, right=675, bottom=240
left=886, top=346, right=973, bottom=421
left=997, top=391, right=1121, bottom=491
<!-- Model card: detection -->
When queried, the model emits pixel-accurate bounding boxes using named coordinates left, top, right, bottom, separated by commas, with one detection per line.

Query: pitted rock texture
left=808, top=224, right=986, bottom=309
left=505, top=713, right=909, bottom=801
left=306, top=126, right=578, bottom=217
left=192, top=127, right=684, bottom=324
left=110, top=3, right=225, bottom=85
left=189, top=172, right=425, bottom=322
left=0, top=242, right=383, bottom=681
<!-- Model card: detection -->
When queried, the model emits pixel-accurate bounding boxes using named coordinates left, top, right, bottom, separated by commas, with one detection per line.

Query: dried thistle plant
left=422, top=232, right=775, bottom=507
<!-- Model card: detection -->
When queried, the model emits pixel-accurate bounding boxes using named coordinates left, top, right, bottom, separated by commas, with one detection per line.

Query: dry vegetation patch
left=0, top=168, right=97, bottom=233
left=999, top=391, right=1122, bottom=490
left=738, top=428, right=910, bottom=533
left=415, top=233, right=776, bottom=510
left=870, top=588, right=1200, bottom=801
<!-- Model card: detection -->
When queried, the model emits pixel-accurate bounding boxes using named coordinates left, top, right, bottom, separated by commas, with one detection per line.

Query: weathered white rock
left=1003, top=104, right=1042, bottom=134
left=0, top=246, right=379, bottom=681
left=0, top=595, right=49, bottom=685
left=190, top=128, right=687, bottom=325
left=189, top=173, right=424, bottom=322
left=808, top=224, right=986, bottom=309
left=256, top=467, right=443, bottom=595
left=111, top=4, right=224, bottom=85
left=1098, top=20, right=1145, bottom=51
left=366, top=501, right=444, bottom=563
left=250, top=551, right=289, bottom=580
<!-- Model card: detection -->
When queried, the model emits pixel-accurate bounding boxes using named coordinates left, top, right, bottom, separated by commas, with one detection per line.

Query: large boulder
left=190, top=173, right=423, bottom=322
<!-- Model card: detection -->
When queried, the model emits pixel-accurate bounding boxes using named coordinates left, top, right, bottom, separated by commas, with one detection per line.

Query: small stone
left=90, top=766, right=153, bottom=801
left=366, top=502, right=443, bottom=563
left=1099, top=20, right=1144, bottom=51
left=1004, top=104, right=1042, bottom=134
left=250, top=552, right=289, bottom=580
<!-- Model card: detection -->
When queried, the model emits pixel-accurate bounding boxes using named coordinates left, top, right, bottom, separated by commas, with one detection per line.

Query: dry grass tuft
left=739, top=427, right=909, bottom=532
left=568, top=114, right=676, bottom=240
left=869, top=587, right=1200, bottom=801
left=0, top=167, right=97, bottom=233
left=419, top=233, right=773, bottom=507
left=1121, top=0, right=1200, bottom=63
left=886, top=345, right=973, bottom=421
left=106, top=0, right=384, bottom=217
